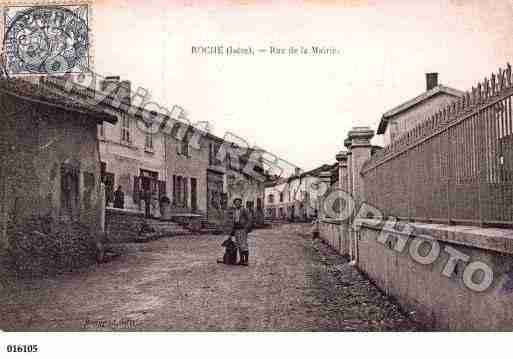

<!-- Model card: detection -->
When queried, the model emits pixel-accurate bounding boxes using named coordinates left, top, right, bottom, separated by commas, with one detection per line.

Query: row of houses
left=42, top=75, right=266, bottom=227
left=264, top=164, right=338, bottom=222
left=0, top=74, right=266, bottom=274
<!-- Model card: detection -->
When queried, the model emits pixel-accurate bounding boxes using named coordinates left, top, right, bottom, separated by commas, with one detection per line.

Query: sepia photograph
left=0, top=0, right=512, bottom=356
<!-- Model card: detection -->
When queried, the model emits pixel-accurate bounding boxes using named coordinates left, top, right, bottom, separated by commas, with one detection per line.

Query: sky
left=89, top=0, right=513, bottom=173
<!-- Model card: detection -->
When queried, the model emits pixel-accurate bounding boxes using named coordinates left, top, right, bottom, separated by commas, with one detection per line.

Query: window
left=191, top=178, right=197, bottom=211
left=140, top=169, right=158, bottom=180
left=172, top=175, right=177, bottom=205
left=121, top=114, right=130, bottom=143
left=179, top=140, right=189, bottom=156
left=268, top=194, right=274, bottom=204
left=209, top=143, right=214, bottom=165
left=98, top=123, right=104, bottom=138
left=176, top=176, right=182, bottom=205
left=209, top=142, right=222, bottom=165
left=173, top=175, right=189, bottom=207
left=183, top=177, right=189, bottom=208
left=280, top=192, right=284, bottom=202
left=145, top=125, right=153, bottom=150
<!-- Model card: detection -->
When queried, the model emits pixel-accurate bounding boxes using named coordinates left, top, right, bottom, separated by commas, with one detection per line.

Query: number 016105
left=6, top=345, right=39, bottom=353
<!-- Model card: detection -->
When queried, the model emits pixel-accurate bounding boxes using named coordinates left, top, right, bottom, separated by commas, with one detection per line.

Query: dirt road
left=0, top=224, right=419, bottom=331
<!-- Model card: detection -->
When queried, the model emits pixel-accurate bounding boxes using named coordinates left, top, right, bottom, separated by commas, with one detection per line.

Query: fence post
left=335, top=151, right=348, bottom=191
left=319, top=170, right=333, bottom=219
left=335, top=151, right=348, bottom=254
left=344, top=137, right=353, bottom=259
left=478, top=169, right=484, bottom=226
left=347, top=126, right=375, bottom=265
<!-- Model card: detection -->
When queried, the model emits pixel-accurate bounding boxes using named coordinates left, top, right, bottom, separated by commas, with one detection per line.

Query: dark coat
left=113, top=189, right=124, bottom=209
left=227, top=207, right=252, bottom=235
left=221, top=238, right=238, bottom=265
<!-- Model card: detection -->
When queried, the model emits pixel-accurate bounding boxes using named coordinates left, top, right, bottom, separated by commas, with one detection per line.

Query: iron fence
left=362, top=63, right=513, bottom=226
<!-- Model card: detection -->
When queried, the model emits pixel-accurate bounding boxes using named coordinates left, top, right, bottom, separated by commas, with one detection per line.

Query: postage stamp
left=2, top=3, right=89, bottom=75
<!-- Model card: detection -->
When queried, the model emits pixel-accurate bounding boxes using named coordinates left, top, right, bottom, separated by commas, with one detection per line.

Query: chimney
left=101, top=76, right=120, bottom=91
left=426, top=72, right=438, bottom=91
left=101, top=76, right=131, bottom=106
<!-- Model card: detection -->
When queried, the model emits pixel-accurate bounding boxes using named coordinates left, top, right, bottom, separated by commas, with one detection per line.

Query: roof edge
left=377, top=84, right=464, bottom=134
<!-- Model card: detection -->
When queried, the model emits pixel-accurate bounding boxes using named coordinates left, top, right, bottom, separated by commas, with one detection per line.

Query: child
left=217, top=236, right=238, bottom=265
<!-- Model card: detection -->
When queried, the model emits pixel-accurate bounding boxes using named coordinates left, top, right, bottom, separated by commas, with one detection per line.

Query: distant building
left=377, top=73, right=464, bottom=146
left=205, top=134, right=265, bottom=226
left=265, top=164, right=336, bottom=222
left=264, top=177, right=289, bottom=220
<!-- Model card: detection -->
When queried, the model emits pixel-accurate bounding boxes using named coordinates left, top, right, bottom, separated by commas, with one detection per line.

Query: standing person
left=113, top=185, right=124, bottom=209
left=230, top=198, right=251, bottom=266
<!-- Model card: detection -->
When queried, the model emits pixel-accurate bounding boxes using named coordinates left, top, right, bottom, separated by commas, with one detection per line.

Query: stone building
left=205, top=134, right=226, bottom=225
left=43, top=75, right=168, bottom=214
left=97, top=77, right=167, bottom=213
left=43, top=75, right=265, bottom=227
left=264, top=177, right=289, bottom=219
left=0, top=78, right=116, bottom=274
left=378, top=73, right=464, bottom=146
left=205, top=134, right=266, bottom=226
left=264, top=164, right=336, bottom=222
left=164, top=121, right=209, bottom=216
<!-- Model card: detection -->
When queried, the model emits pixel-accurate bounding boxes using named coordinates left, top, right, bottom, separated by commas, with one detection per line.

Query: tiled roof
left=0, top=78, right=117, bottom=124
left=265, top=177, right=287, bottom=187
left=42, top=76, right=133, bottom=118
left=377, top=85, right=464, bottom=134
left=287, top=163, right=336, bottom=182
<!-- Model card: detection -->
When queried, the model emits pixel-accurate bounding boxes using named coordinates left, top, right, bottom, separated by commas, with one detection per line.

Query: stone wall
left=320, top=219, right=513, bottom=330
left=105, top=208, right=147, bottom=243
left=2, top=217, right=97, bottom=278
left=319, top=219, right=350, bottom=257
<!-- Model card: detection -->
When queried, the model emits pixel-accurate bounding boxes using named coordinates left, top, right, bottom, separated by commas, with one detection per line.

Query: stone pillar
left=334, top=151, right=348, bottom=254
left=347, top=126, right=374, bottom=264
left=335, top=151, right=348, bottom=191
left=344, top=137, right=353, bottom=196
left=344, top=137, right=353, bottom=260
left=318, top=170, right=332, bottom=220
